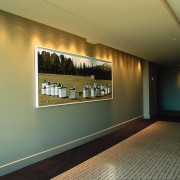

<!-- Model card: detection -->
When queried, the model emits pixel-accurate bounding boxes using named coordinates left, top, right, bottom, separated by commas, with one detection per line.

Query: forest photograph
left=35, top=46, right=113, bottom=107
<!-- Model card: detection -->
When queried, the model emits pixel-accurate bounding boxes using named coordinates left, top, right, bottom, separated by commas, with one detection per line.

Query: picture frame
left=35, top=46, right=113, bottom=107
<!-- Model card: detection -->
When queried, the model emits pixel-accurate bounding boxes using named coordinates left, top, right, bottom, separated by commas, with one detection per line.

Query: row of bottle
left=41, top=80, right=112, bottom=99
left=84, top=81, right=111, bottom=91
left=41, top=81, right=71, bottom=98
left=83, top=84, right=111, bottom=98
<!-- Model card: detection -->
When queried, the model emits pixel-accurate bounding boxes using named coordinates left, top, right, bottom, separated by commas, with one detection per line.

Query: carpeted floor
left=52, top=121, right=180, bottom=180
left=1, top=118, right=156, bottom=180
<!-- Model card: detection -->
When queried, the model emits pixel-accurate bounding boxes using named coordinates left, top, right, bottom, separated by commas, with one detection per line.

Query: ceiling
left=0, top=0, right=180, bottom=66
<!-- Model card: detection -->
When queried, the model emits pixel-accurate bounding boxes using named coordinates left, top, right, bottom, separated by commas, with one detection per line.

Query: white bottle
left=50, top=83, right=55, bottom=96
left=46, top=82, right=51, bottom=95
left=108, top=85, right=112, bottom=94
left=55, top=83, right=60, bottom=96
left=96, top=87, right=100, bottom=96
left=70, top=87, right=76, bottom=99
left=41, top=80, right=47, bottom=95
left=83, top=87, right=89, bottom=98
left=91, top=87, right=96, bottom=97
left=41, top=86, right=46, bottom=95
left=101, top=89, right=105, bottom=96
left=59, top=85, right=66, bottom=98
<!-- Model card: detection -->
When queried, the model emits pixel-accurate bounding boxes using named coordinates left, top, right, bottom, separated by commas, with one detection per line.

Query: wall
left=143, top=61, right=157, bottom=118
left=143, top=60, right=150, bottom=118
left=0, top=10, right=143, bottom=176
left=149, top=63, right=158, bottom=116
left=159, top=66, right=180, bottom=111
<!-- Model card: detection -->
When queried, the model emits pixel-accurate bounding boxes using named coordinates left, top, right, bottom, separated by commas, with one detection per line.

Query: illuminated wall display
left=35, top=46, right=113, bottom=107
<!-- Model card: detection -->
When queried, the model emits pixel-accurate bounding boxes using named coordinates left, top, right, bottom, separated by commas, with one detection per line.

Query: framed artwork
left=35, top=46, right=113, bottom=107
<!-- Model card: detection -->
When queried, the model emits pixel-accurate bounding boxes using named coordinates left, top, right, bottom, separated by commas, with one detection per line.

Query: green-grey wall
left=159, top=66, right=180, bottom=111
left=143, top=60, right=150, bottom=118
left=0, top=10, right=143, bottom=176
left=143, top=61, right=157, bottom=118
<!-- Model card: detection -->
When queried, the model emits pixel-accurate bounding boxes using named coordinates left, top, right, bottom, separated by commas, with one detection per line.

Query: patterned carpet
left=52, top=121, right=180, bottom=180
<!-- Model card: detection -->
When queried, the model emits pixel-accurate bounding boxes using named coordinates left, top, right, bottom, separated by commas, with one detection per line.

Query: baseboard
left=0, top=115, right=143, bottom=176
left=143, top=114, right=151, bottom=119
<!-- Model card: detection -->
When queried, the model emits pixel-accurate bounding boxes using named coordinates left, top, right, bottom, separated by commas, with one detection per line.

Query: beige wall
left=0, top=10, right=143, bottom=175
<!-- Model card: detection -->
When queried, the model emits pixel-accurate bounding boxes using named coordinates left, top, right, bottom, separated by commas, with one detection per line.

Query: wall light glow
left=138, top=61, right=142, bottom=73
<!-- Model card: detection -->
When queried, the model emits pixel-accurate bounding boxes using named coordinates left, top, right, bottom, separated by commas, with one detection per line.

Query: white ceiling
left=0, top=0, right=180, bottom=66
